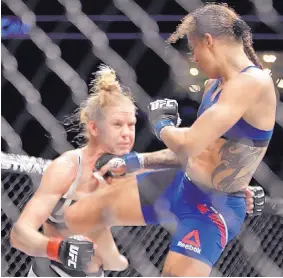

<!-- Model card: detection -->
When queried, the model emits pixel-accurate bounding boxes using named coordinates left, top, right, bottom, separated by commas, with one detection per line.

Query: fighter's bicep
left=19, top=190, right=62, bottom=229
left=18, top=157, right=76, bottom=229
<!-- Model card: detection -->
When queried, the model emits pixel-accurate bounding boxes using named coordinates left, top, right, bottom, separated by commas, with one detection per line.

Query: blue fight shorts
left=136, top=169, right=246, bottom=267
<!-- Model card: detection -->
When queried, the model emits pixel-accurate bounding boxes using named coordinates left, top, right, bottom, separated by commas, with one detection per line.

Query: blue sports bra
left=197, top=66, right=273, bottom=146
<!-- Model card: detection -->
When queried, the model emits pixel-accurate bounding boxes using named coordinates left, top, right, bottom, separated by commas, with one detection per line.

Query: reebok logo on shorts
left=177, top=230, right=201, bottom=254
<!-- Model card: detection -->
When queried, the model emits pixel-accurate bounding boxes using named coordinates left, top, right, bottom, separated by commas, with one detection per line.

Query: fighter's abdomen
left=187, top=138, right=267, bottom=193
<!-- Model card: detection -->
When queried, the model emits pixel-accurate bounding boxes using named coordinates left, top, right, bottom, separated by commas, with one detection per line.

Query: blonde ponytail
left=90, top=64, right=121, bottom=94
left=73, top=64, right=135, bottom=144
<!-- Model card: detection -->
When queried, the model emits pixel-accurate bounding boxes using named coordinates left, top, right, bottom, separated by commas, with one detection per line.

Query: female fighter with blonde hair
left=10, top=65, right=135, bottom=276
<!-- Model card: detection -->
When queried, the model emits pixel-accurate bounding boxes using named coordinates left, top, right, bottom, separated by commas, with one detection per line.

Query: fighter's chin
left=113, top=146, right=133, bottom=156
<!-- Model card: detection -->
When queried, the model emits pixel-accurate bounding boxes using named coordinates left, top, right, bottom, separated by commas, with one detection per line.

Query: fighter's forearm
left=159, top=126, right=197, bottom=157
left=10, top=222, right=50, bottom=258
left=140, top=149, right=186, bottom=169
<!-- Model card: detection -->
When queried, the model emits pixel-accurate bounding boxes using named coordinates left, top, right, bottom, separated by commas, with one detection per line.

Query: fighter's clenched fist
left=147, top=99, right=181, bottom=140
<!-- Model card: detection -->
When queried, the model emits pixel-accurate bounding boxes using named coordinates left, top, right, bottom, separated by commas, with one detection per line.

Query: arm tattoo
left=142, top=149, right=185, bottom=169
left=211, top=141, right=263, bottom=193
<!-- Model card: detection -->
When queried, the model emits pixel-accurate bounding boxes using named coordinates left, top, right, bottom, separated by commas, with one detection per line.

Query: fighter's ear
left=203, top=33, right=214, bottom=50
left=88, top=120, right=99, bottom=137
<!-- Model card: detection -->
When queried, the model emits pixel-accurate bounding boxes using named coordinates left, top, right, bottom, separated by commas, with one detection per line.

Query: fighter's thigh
left=103, top=174, right=147, bottom=226
left=162, top=251, right=211, bottom=277
left=66, top=174, right=146, bottom=231
left=163, top=216, right=228, bottom=276
left=103, top=168, right=182, bottom=226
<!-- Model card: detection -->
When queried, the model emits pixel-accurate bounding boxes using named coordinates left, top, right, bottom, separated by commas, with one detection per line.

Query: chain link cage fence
left=2, top=0, right=283, bottom=277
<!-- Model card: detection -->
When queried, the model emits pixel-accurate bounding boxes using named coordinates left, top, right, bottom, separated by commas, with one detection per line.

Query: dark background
left=2, top=0, right=283, bottom=181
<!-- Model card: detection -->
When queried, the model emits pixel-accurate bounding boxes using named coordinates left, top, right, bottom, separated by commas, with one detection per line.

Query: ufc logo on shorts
left=150, top=99, right=176, bottom=110
left=67, top=245, right=79, bottom=269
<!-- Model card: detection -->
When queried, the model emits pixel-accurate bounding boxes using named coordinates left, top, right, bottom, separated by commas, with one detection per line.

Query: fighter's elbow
left=181, top=131, right=206, bottom=157
left=184, top=143, right=203, bottom=157
left=176, top=135, right=198, bottom=158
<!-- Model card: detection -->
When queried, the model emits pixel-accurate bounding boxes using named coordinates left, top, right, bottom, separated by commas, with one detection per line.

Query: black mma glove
left=47, top=235, right=94, bottom=271
left=247, top=185, right=265, bottom=217
left=147, top=98, right=181, bottom=140
left=95, top=152, right=143, bottom=178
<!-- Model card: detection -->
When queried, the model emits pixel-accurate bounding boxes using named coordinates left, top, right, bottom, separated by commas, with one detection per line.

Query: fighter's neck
left=81, top=143, right=109, bottom=164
